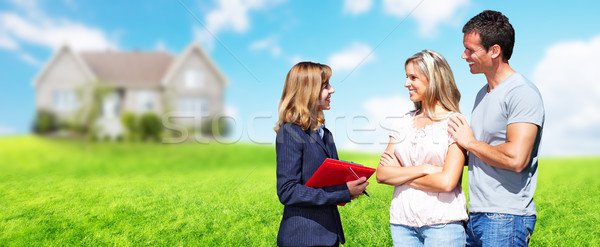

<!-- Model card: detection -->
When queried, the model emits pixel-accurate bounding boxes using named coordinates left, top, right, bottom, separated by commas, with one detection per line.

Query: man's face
left=461, top=32, right=492, bottom=74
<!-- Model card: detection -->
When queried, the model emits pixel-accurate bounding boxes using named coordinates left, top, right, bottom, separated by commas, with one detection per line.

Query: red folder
left=305, top=158, right=376, bottom=206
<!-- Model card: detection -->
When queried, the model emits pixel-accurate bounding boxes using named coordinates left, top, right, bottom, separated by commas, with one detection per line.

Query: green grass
left=0, top=136, right=598, bottom=246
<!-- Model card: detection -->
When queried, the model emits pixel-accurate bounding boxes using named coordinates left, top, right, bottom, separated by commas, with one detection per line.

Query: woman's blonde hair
left=405, top=49, right=461, bottom=120
left=274, top=62, right=332, bottom=132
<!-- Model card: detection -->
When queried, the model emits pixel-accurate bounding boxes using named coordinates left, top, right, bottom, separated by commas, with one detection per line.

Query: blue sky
left=1, top=0, right=599, bottom=156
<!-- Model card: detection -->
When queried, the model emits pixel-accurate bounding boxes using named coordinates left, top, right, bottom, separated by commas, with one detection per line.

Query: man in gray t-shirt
left=449, top=10, right=545, bottom=247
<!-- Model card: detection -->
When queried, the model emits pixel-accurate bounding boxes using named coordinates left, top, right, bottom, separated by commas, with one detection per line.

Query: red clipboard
left=305, top=158, right=376, bottom=206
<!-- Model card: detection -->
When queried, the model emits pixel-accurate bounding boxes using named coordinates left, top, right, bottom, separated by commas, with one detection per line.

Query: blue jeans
left=390, top=222, right=466, bottom=247
left=466, top=213, right=536, bottom=247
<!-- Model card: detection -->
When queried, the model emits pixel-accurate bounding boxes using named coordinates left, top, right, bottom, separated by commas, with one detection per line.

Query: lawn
left=0, top=136, right=598, bottom=246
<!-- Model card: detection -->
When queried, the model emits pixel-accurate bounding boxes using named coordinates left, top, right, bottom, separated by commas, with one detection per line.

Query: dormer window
left=185, top=69, right=204, bottom=88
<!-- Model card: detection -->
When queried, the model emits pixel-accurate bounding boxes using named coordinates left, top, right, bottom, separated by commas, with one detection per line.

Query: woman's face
left=319, top=80, right=335, bottom=110
left=404, top=62, right=429, bottom=103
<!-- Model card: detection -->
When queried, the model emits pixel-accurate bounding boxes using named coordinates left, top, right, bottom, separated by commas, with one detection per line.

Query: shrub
left=121, top=112, right=137, bottom=132
left=138, top=112, right=163, bottom=142
left=121, top=112, right=138, bottom=141
left=201, top=117, right=231, bottom=137
left=33, top=110, right=57, bottom=134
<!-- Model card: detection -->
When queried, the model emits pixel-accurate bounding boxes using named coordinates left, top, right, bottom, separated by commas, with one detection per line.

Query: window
left=53, top=90, right=77, bottom=111
left=185, top=69, right=204, bottom=88
left=178, top=97, right=207, bottom=116
left=137, top=90, right=155, bottom=112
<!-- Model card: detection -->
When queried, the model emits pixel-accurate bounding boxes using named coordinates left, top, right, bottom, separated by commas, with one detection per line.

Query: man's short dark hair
left=463, top=10, right=515, bottom=62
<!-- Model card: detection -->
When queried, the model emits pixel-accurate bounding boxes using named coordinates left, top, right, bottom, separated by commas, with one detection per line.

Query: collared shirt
left=317, top=124, right=325, bottom=139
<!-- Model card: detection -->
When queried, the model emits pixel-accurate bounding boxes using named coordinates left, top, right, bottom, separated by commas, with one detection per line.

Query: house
left=32, top=42, right=228, bottom=139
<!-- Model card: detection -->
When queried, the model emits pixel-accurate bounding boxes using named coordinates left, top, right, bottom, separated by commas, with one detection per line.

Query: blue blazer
left=276, top=122, right=351, bottom=246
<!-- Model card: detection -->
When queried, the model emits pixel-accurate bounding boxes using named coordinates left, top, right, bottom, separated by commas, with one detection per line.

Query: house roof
left=162, top=42, right=228, bottom=87
left=79, top=51, right=174, bottom=86
left=32, top=45, right=97, bottom=88
left=33, top=42, right=227, bottom=89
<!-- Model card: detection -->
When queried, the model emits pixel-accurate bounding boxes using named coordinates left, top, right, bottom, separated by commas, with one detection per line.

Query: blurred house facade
left=32, top=42, right=228, bottom=138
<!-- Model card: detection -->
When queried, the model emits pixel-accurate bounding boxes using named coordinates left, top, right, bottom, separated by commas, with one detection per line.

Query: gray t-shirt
left=468, top=72, right=544, bottom=216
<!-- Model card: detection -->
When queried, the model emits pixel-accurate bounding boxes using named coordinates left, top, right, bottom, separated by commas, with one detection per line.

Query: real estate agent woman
left=275, top=62, right=369, bottom=247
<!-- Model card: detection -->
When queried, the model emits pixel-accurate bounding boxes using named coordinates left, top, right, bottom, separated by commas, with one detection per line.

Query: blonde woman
left=275, top=62, right=369, bottom=247
left=376, top=50, right=468, bottom=246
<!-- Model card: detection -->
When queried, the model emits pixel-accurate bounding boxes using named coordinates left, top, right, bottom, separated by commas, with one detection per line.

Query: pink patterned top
left=389, top=111, right=468, bottom=227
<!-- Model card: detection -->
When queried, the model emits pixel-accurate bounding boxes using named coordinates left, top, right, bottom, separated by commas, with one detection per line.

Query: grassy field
left=0, top=136, right=598, bottom=246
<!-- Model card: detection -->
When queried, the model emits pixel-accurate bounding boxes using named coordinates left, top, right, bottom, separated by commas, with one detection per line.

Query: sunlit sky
left=1, top=0, right=599, bottom=156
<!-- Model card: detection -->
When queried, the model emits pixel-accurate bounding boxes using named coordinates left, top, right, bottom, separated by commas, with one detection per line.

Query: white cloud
left=193, top=27, right=215, bottom=52
left=195, top=0, right=286, bottom=51
left=249, top=36, right=281, bottom=57
left=0, top=125, right=15, bottom=135
left=0, top=13, right=117, bottom=51
left=224, top=105, right=239, bottom=119
left=0, top=0, right=118, bottom=67
left=0, top=9, right=118, bottom=66
left=0, top=32, right=18, bottom=50
left=364, top=94, right=414, bottom=123
left=340, top=94, right=414, bottom=152
left=328, top=42, right=375, bottom=72
left=8, top=0, right=37, bottom=14
left=383, top=0, right=469, bottom=37
left=343, top=0, right=373, bottom=15
left=289, top=55, right=303, bottom=65
left=533, top=35, right=600, bottom=156
left=342, top=141, right=367, bottom=152
left=205, top=0, right=252, bottom=34
left=154, top=40, right=168, bottom=52
left=220, top=104, right=250, bottom=143
left=62, top=0, right=78, bottom=10
left=19, top=52, right=41, bottom=66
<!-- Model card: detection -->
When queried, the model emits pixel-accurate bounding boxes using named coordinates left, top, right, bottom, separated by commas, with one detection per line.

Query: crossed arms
left=376, top=114, right=539, bottom=191
left=375, top=136, right=466, bottom=193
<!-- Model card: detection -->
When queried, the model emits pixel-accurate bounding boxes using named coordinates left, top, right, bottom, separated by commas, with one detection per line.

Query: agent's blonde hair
left=274, top=62, right=332, bottom=132
left=405, top=49, right=461, bottom=120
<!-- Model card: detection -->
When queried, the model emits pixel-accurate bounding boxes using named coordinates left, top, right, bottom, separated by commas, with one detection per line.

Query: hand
left=379, top=151, right=401, bottom=167
left=448, top=115, right=476, bottom=150
left=347, top=177, right=369, bottom=200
